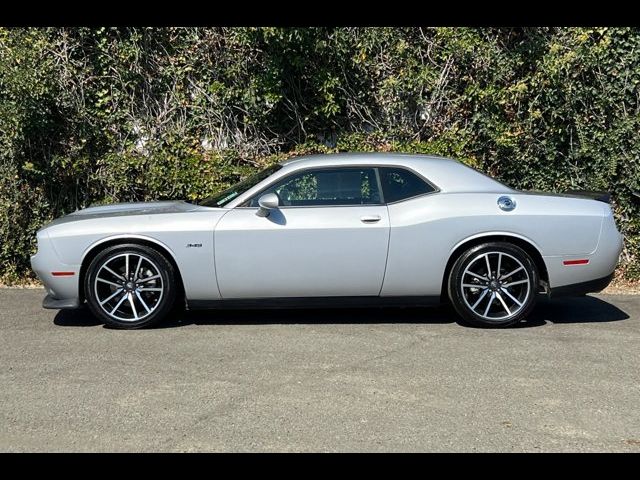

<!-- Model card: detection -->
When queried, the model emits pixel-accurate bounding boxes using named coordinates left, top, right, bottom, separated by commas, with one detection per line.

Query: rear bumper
left=544, top=211, right=623, bottom=293
left=43, top=294, right=81, bottom=310
left=549, top=273, right=614, bottom=298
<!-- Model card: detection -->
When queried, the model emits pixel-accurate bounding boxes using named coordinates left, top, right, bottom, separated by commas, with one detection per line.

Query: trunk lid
left=518, top=190, right=611, bottom=204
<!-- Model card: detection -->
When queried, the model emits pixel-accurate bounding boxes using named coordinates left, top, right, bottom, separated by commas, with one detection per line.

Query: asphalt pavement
left=1, top=288, right=639, bottom=452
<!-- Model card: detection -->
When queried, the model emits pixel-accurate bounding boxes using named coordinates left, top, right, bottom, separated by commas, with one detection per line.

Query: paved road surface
left=1, top=289, right=639, bottom=452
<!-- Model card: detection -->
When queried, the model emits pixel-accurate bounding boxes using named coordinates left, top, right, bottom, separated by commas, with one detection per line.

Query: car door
left=214, top=166, right=390, bottom=298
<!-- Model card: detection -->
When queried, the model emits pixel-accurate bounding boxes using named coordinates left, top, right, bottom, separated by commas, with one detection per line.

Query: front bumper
left=43, top=294, right=81, bottom=310
left=31, top=229, right=81, bottom=309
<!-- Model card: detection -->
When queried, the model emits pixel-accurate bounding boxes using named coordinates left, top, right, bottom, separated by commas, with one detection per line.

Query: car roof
left=279, top=152, right=456, bottom=167
left=276, top=152, right=512, bottom=194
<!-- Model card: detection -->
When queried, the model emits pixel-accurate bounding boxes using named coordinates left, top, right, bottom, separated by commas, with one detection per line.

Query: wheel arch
left=440, top=232, right=549, bottom=302
left=78, top=235, right=185, bottom=305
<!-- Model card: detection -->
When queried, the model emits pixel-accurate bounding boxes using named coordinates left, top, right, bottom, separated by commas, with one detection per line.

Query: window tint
left=249, top=168, right=381, bottom=207
left=379, top=167, right=435, bottom=203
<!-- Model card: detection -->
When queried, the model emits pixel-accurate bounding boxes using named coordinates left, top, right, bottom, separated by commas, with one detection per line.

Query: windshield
left=198, top=164, right=282, bottom=207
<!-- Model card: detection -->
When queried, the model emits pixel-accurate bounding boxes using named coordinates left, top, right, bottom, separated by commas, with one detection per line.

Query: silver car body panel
left=32, top=202, right=228, bottom=301
left=381, top=192, right=606, bottom=296
left=214, top=205, right=390, bottom=298
left=30, top=153, right=623, bottom=308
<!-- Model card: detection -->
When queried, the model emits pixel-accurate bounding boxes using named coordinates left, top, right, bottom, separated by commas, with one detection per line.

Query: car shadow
left=53, top=295, right=630, bottom=329
left=163, top=305, right=456, bottom=328
left=526, top=295, right=630, bottom=326
left=53, top=306, right=102, bottom=327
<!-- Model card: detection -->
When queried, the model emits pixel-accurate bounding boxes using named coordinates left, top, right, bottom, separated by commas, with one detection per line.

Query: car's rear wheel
left=448, top=242, right=538, bottom=327
left=84, top=244, right=177, bottom=329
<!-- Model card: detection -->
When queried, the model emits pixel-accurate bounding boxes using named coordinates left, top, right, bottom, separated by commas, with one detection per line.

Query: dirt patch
left=0, top=280, right=43, bottom=289
left=603, top=277, right=640, bottom=295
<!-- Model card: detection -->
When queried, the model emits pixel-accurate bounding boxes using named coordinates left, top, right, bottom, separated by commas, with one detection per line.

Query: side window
left=249, top=168, right=381, bottom=207
left=379, top=167, right=435, bottom=203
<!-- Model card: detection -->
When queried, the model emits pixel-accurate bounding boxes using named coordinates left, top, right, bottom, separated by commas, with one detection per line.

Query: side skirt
left=187, top=296, right=442, bottom=310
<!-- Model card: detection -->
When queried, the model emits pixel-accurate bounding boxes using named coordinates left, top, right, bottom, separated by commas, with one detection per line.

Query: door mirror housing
left=256, top=193, right=279, bottom=217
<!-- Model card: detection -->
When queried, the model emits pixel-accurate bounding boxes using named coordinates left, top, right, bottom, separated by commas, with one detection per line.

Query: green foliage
left=1, top=27, right=640, bottom=283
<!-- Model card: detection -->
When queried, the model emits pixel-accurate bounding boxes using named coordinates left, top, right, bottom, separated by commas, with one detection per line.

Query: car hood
left=43, top=200, right=216, bottom=228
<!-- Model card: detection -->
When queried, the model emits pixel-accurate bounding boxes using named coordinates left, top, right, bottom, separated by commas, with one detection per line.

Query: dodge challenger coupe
left=31, top=153, right=623, bottom=329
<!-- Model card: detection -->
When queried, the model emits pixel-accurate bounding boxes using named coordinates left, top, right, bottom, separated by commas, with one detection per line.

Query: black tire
left=84, top=243, right=177, bottom=329
left=448, top=242, right=539, bottom=328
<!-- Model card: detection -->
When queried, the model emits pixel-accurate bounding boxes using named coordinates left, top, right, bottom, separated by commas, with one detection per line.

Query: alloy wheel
left=93, top=252, right=164, bottom=322
left=459, top=251, right=531, bottom=322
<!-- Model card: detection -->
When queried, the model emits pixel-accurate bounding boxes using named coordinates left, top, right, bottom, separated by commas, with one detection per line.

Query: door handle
left=360, top=215, right=382, bottom=223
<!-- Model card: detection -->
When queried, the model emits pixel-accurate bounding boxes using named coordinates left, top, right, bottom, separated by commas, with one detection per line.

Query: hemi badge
left=563, top=259, right=589, bottom=266
left=51, top=271, right=75, bottom=276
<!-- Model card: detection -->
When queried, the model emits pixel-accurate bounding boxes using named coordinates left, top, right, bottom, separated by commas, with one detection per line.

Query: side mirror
left=256, top=193, right=279, bottom=217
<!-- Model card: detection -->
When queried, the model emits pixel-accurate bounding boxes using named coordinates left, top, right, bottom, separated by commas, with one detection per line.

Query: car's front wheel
left=84, top=244, right=177, bottom=329
left=448, top=242, right=538, bottom=327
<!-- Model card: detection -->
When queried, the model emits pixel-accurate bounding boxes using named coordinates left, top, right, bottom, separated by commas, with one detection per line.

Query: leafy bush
left=1, top=27, right=639, bottom=283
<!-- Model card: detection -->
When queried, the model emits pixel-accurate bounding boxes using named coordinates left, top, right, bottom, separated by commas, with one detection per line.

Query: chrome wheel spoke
left=134, top=256, right=143, bottom=281
left=501, top=287, right=523, bottom=307
left=484, top=254, right=492, bottom=277
left=462, top=283, right=486, bottom=289
left=110, top=293, right=128, bottom=315
left=497, top=253, right=502, bottom=278
left=465, top=271, right=488, bottom=282
left=103, top=265, right=125, bottom=281
left=128, top=292, right=138, bottom=320
left=138, top=274, right=161, bottom=283
left=483, top=292, right=496, bottom=317
left=100, top=288, right=123, bottom=306
left=135, top=290, right=151, bottom=313
left=97, top=277, right=121, bottom=288
left=502, top=279, right=528, bottom=288
left=471, top=288, right=489, bottom=311
left=496, top=291, right=512, bottom=316
left=501, top=265, right=523, bottom=280
left=138, top=287, right=162, bottom=292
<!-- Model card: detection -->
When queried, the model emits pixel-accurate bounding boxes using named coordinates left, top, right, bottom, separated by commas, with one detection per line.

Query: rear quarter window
left=379, top=167, right=436, bottom=203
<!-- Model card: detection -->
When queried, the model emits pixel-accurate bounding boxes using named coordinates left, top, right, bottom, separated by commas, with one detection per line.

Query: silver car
left=31, top=153, right=623, bottom=329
